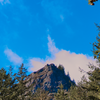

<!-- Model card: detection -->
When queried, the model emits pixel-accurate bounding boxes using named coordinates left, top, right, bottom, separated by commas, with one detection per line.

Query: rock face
left=25, top=63, right=75, bottom=94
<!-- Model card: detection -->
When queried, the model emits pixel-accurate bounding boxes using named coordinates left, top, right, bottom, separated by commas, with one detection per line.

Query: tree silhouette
left=13, top=63, right=35, bottom=100
left=88, top=0, right=98, bottom=5
left=0, top=67, right=16, bottom=100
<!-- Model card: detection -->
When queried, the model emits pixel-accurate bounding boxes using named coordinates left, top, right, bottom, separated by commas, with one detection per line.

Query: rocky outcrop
left=25, top=63, right=75, bottom=95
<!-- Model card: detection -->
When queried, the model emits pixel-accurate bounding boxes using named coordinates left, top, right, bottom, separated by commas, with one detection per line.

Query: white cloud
left=4, top=48, right=23, bottom=65
left=47, top=35, right=59, bottom=55
left=0, top=0, right=10, bottom=5
left=29, top=35, right=98, bottom=85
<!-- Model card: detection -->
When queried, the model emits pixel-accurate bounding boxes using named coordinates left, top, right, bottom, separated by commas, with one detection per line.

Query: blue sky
left=0, top=0, right=100, bottom=85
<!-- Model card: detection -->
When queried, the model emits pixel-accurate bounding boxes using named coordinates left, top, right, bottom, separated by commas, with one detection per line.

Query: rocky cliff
left=25, top=63, right=75, bottom=95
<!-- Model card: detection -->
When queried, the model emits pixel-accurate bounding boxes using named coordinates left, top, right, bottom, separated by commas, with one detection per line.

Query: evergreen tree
left=54, top=83, right=68, bottom=100
left=58, top=64, right=65, bottom=75
left=14, top=63, right=35, bottom=100
left=0, top=67, right=16, bottom=100
left=79, top=63, right=100, bottom=100
left=32, top=87, right=50, bottom=100
left=67, top=76, right=89, bottom=100
left=7, top=65, right=18, bottom=100
left=76, top=23, right=100, bottom=100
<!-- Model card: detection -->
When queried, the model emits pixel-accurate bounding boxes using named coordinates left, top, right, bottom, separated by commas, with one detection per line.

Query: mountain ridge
left=25, top=63, right=75, bottom=95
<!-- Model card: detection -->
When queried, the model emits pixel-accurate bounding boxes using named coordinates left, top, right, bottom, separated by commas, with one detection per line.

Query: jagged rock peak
left=32, top=63, right=58, bottom=76
left=25, top=63, right=75, bottom=94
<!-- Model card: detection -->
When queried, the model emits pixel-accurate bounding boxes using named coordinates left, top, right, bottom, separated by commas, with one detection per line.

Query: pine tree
left=7, top=65, right=18, bottom=100
left=76, top=23, right=100, bottom=100
left=67, top=76, right=89, bottom=100
left=32, top=87, right=50, bottom=100
left=54, top=83, right=68, bottom=100
left=14, top=63, right=35, bottom=100
left=0, top=67, right=16, bottom=100
left=86, top=23, right=100, bottom=100
left=78, top=63, right=100, bottom=100
left=58, top=64, right=65, bottom=75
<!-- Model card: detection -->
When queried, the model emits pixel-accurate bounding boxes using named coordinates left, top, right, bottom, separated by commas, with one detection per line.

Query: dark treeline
left=1, top=23, right=100, bottom=100
left=0, top=63, right=35, bottom=100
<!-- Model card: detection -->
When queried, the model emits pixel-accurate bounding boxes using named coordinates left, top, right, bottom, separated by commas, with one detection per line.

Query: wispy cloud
left=29, top=35, right=98, bottom=85
left=0, top=0, right=3, bottom=3
left=47, top=35, right=59, bottom=55
left=0, top=0, right=10, bottom=5
left=0, top=0, right=3, bottom=2
left=4, top=48, right=23, bottom=65
left=41, top=0, right=73, bottom=24
left=4, top=0, right=10, bottom=4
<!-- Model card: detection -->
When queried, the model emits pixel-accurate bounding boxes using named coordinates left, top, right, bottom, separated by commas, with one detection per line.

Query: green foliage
left=14, top=63, right=35, bottom=100
left=90, top=23, right=100, bottom=66
left=66, top=24, right=100, bottom=100
left=74, top=24, right=100, bottom=100
left=32, top=87, right=50, bottom=100
left=58, top=64, right=65, bottom=75
left=67, top=78, right=89, bottom=100
left=79, top=66, right=100, bottom=100
left=0, top=67, right=16, bottom=100
left=0, top=63, right=35, bottom=100
left=54, top=83, right=68, bottom=100
left=88, top=0, right=98, bottom=5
